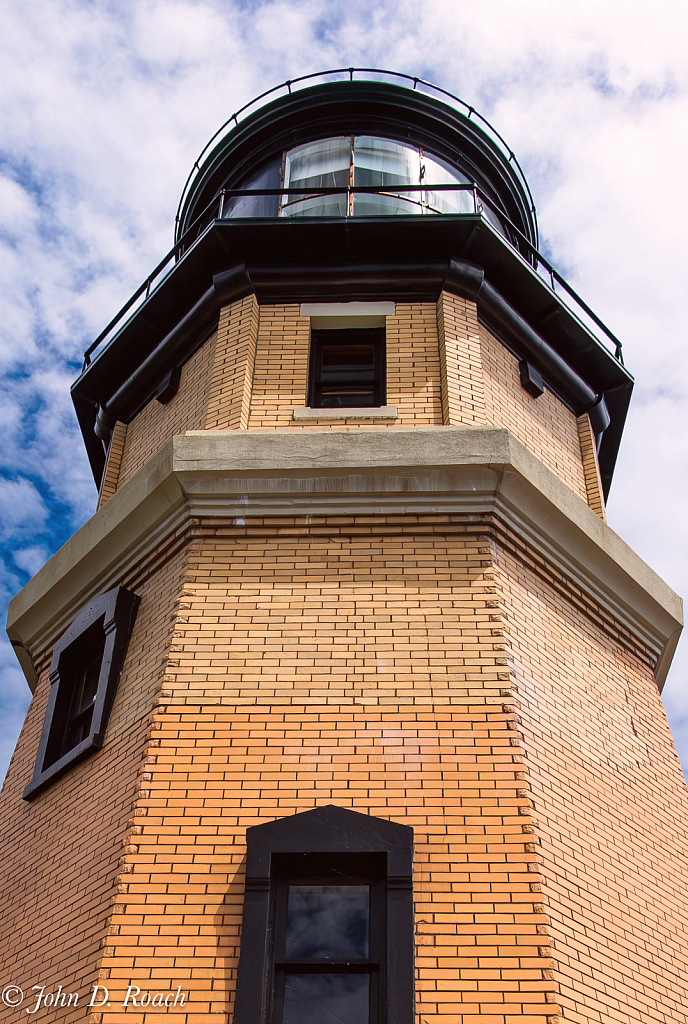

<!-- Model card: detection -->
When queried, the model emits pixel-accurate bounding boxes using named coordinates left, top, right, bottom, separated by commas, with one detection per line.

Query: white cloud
left=0, top=478, right=48, bottom=542
left=0, top=0, right=687, bottom=783
left=12, top=545, right=51, bottom=578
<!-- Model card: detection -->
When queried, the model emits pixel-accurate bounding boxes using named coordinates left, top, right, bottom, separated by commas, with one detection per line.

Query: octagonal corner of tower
left=7, top=421, right=682, bottom=698
left=4, top=71, right=688, bottom=1024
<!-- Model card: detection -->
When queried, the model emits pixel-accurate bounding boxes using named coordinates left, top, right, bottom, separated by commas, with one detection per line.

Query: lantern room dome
left=176, top=72, right=538, bottom=252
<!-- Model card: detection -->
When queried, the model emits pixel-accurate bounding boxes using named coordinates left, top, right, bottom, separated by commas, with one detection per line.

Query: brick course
left=206, top=296, right=259, bottom=432
left=246, top=304, right=310, bottom=430
left=0, top=545, right=187, bottom=1023
left=246, top=303, right=443, bottom=431
left=99, top=421, right=127, bottom=508
left=577, top=412, right=606, bottom=519
left=480, top=325, right=588, bottom=502
left=437, top=292, right=486, bottom=427
left=496, top=543, right=688, bottom=1024
left=92, top=519, right=559, bottom=1024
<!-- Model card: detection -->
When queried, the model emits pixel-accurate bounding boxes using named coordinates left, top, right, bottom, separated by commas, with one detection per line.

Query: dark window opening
left=43, top=620, right=106, bottom=769
left=270, top=854, right=385, bottom=1024
left=308, top=328, right=385, bottom=409
left=234, top=805, right=414, bottom=1024
left=24, top=585, right=139, bottom=800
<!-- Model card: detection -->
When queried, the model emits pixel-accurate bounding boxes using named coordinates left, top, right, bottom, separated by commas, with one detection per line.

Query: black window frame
left=23, top=585, right=140, bottom=801
left=234, top=805, right=414, bottom=1024
left=270, top=853, right=385, bottom=1024
left=307, top=328, right=386, bottom=409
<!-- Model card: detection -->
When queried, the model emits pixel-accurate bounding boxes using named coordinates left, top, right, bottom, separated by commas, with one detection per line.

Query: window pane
left=78, top=654, right=101, bottom=714
left=318, top=390, right=376, bottom=408
left=281, top=195, right=349, bottom=219
left=286, top=885, right=369, bottom=958
left=353, top=137, right=421, bottom=217
left=223, top=156, right=281, bottom=219
left=285, top=138, right=350, bottom=191
left=64, top=710, right=93, bottom=752
left=283, top=139, right=350, bottom=219
left=353, top=137, right=419, bottom=187
left=63, top=651, right=101, bottom=755
left=282, top=973, right=369, bottom=1024
left=320, top=345, right=375, bottom=383
left=422, top=153, right=472, bottom=215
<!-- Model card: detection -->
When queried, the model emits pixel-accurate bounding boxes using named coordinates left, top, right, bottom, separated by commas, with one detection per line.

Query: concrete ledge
left=6, top=426, right=683, bottom=692
left=292, top=406, right=398, bottom=420
left=300, top=302, right=396, bottom=317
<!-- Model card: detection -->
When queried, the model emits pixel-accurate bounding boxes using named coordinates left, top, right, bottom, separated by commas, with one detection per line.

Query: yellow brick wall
left=384, top=303, right=443, bottom=425
left=0, top=544, right=187, bottom=1024
left=118, top=331, right=218, bottom=487
left=98, top=421, right=127, bottom=508
left=111, top=297, right=595, bottom=512
left=496, top=542, right=688, bottom=1024
left=435, top=292, right=589, bottom=504
left=247, top=303, right=443, bottom=430
left=4, top=515, right=686, bottom=1023
left=436, top=292, right=486, bottom=426
left=94, top=518, right=559, bottom=1024
left=246, top=304, right=310, bottom=429
left=480, top=324, right=588, bottom=502
left=206, top=295, right=259, bottom=431
left=577, top=412, right=606, bottom=519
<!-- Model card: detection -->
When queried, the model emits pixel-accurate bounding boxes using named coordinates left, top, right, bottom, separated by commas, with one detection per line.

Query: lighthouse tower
left=2, top=71, right=688, bottom=1024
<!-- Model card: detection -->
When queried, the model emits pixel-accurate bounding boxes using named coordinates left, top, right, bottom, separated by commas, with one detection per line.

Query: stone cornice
left=7, top=427, right=682, bottom=693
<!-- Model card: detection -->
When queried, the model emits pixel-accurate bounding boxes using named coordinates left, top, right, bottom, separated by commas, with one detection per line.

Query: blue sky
left=1, top=0, right=688, bottom=782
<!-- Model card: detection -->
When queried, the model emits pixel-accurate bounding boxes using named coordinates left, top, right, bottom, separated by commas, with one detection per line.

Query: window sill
left=293, top=406, right=398, bottom=421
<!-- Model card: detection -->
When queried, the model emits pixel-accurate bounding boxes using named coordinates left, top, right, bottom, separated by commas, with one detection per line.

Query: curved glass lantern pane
left=223, top=155, right=281, bottom=219
left=474, top=192, right=510, bottom=241
left=353, top=137, right=421, bottom=216
left=282, top=138, right=350, bottom=218
left=276, top=134, right=493, bottom=221
left=282, top=195, right=348, bottom=218
left=353, top=137, right=418, bottom=186
left=422, top=153, right=473, bottom=215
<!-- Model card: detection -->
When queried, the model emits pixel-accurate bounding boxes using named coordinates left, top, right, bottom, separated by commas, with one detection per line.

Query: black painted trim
left=234, top=805, right=414, bottom=1024
left=156, top=366, right=182, bottom=404
left=23, top=586, right=140, bottom=801
left=519, top=360, right=544, bottom=398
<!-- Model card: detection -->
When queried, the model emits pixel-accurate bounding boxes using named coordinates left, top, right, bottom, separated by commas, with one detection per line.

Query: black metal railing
left=81, top=183, right=623, bottom=371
